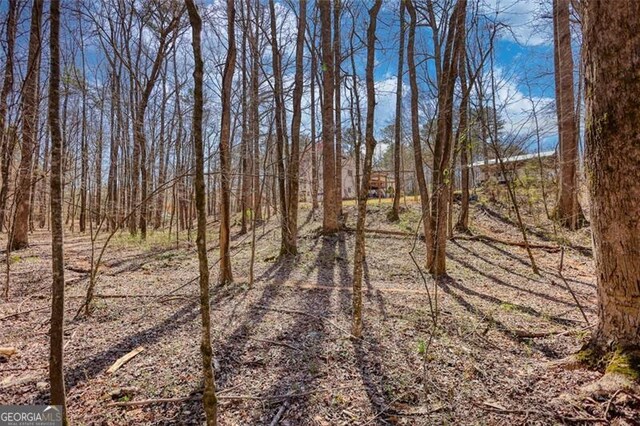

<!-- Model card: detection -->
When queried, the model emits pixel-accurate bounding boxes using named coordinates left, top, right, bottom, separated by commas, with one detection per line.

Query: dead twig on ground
left=453, top=234, right=561, bottom=252
left=247, top=337, right=302, bottom=352
left=107, top=385, right=358, bottom=408
left=0, top=307, right=48, bottom=321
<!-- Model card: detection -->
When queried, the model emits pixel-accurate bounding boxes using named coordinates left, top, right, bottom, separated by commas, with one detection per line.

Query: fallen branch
left=247, top=337, right=302, bottom=352
left=269, top=396, right=291, bottom=426
left=344, top=226, right=422, bottom=239
left=107, top=346, right=145, bottom=374
left=453, top=234, right=560, bottom=252
left=0, top=307, right=48, bottom=321
left=0, top=347, right=17, bottom=357
left=107, top=385, right=357, bottom=408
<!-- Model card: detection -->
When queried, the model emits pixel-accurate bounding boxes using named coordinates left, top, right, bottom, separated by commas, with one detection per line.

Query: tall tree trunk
left=11, top=0, right=43, bottom=250
left=553, top=0, right=583, bottom=230
left=352, top=0, right=382, bottom=338
left=0, top=0, right=18, bottom=232
left=428, top=0, right=467, bottom=276
left=319, top=0, right=339, bottom=233
left=219, top=0, right=236, bottom=285
left=348, top=23, right=363, bottom=193
left=455, top=52, right=470, bottom=233
left=334, top=0, right=343, bottom=213
left=284, top=0, right=306, bottom=255
left=239, top=9, right=250, bottom=235
left=249, top=0, right=262, bottom=222
left=310, top=39, right=319, bottom=210
left=406, top=0, right=431, bottom=252
left=154, top=66, right=168, bottom=230
left=185, top=1, right=218, bottom=423
left=390, top=2, right=406, bottom=222
left=79, top=12, right=88, bottom=233
left=48, top=0, right=68, bottom=421
left=269, top=0, right=290, bottom=255
left=583, top=0, right=640, bottom=350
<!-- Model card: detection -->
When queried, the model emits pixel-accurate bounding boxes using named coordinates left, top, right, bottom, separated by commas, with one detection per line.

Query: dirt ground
left=1, top=199, right=638, bottom=425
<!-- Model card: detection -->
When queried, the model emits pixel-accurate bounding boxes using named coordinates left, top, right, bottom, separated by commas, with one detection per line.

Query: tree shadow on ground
left=446, top=253, right=583, bottom=326
left=245, top=235, right=341, bottom=423
left=32, top=300, right=201, bottom=405
left=435, top=276, right=562, bottom=359
left=447, top=248, right=591, bottom=312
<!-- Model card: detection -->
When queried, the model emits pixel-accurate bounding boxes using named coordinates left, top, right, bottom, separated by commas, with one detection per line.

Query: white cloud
left=481, top=0, right=551, bottom=46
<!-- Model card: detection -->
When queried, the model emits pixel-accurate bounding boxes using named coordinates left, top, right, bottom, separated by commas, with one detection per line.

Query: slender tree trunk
left=249, top=0, right=262, bottom=222
left=0, top=0, right=18, bottom=232
left=219, top=0, right=236, bottom=284
left=269, top=0, right=290, bottom=255
left=239, top=10, right=250, bottom=235
left=79, top=13, right=88, bottom=233
left=349, top=26, right=363, bottom=193
left=583, top=0, right=640, bottom=350
left=406, top=0, right=431, bottom=251
left=11, top=0, right=43, bottom=250
left=334, top=0, right=343, bottom=213
left=455, top=52, right=470, bottom=233
left=353, top=0, right=382, bottom=338
left=284, top=0, right=306, bottom=255
left=428, top=0, right=467, bottom=276
left=186, top=1, right=218, bottom=423
left=553, top=0, right=583, bottom=229
left=319, top=0, right=339, bottom=233
left=390, top=2, right=405, bottom=222
left=48, top=0, right=68, bottom=421
left=310, top=41, right=319, bottom=210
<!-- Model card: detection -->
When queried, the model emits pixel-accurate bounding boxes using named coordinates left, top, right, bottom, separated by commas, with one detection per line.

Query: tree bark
left=553, top=0, right=583, bottom=229
left=427, top=0, right=467, bottom=276
left=352, top=0, right=382, bottom=338
left=11, top=0, right=43, bottom=250
left=0, top=0, right=18, bottom=232
left=334, top=0, right=343, bottom=214
left=319, top=0, right=339, bottom=233
left=389, top=2, right=405, bottom=222
left=284, top=0, right=306, bottom=255
left=269, top=0, right=290, bottom=255
left=406, top=0, right=431, bottom=256
left=219, top=0, right=236, bottom=285
left=48, top=0, right=69, bottom=422
left=310, top=35, right=319, bottom=210
left=185, top=1, right=218, bottom=423
left=583, top=0, right=640, bottom=349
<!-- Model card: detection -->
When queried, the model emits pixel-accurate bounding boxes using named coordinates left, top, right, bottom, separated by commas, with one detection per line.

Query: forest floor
left=1, top=197, right=639, bottom=425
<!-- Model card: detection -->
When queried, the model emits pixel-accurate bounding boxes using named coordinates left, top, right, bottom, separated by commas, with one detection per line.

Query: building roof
left=471, top=150, right=556, bottom=168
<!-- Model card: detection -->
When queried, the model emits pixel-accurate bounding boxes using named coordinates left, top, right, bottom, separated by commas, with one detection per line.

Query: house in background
left=299, top=142, right=357, bottom=202
left=369, top=171, right=395, bottom=198
left=471, top=150, right=556, bottom=185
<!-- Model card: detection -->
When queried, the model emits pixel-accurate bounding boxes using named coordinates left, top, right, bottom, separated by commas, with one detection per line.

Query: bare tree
left=406, top=0, right=431, bottom=247
left=48, top=0, right=69, bottom=422
left=552, top=0, right=583, bottom=229
left=319, top=0, right=339, bottom=233
left=185, top=0, right=217, bottom=423
left=285, top=0, right=307, bottom=255
left=389, top=2, right=405, bottom=222
left=352, top=0, right=382, bottom=338
left=583, top=0, right=640, bottom=352
left=427, top=0, right=467, bottom=276
left=0, top=0, right=18, bottom=232
left=219, top=0, right=236, bottom=284
left=334, top=0, right=343, bottom=215
left=11, top=0, right=43, bottom=250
